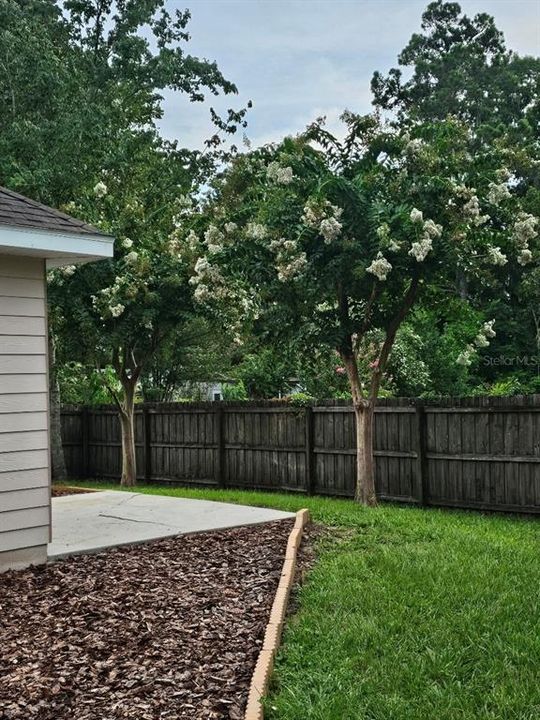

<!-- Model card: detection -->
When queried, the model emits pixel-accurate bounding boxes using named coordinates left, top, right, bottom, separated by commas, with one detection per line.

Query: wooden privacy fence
left=61, top=396, right=540, bottom=514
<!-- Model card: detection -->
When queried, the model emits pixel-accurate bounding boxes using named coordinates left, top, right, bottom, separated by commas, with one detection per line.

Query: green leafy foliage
left=1, top=0, right=244, bottom=406
left=189, top=114, right=536, bottom=409
left=56, top=363, right=119, bottom=405
left=221, top=380, right=249, bottom=401
left=0, top=0, right=247, bottom=483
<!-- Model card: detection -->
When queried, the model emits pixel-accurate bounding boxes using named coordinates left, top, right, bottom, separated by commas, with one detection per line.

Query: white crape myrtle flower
left=204, top=224, right=224, bottom=254
left=301, top=202, right=320, bottom=228
left=187, top=230, right=200, bottom=252
left=376, top=224, right=390, bottom=241
left=320, top=216, right=342, bottom=244
left=487, top=182, right=511, bottom=206
left=269, top=237, right=285, bottom=252
left=453, top=184, right=471, bottom=199
left=496, top=168, right=511, bottom=182
left=388, top=240, right=401, bottom=252
left=483, top=320, right=496, bottom=339
left=192, top=256, right=209, bottom=277
left=190, top=255, right=230, bottom=302
left=193, top=283, right=210, bottom=302
left=267, top=161, right=294, bottom=185
left=93, top=181, right=108, bottom=198
left=518, top=249, right=533, bottom=266
left=122, top=238, right=133, bottom=249
left=61, top=265, right=76, bottom=277
left=409, top=236, right=433, bottom=262
left=282, top=240, right=297, bottom=252
left=277, top=253, right=307, bottom=282
left=110, top=304, right=125, bottom=318
left=487, top=245, right=508, bottom=266
left=512, top=213, right=538, bottom=249
left=474, top=333, right=490, bottom=348
left=167, top=237, right=181, bottom=255
left=204, top=224, right=223, bottom=244
left=329, top=204, right=343, bottom=220
left=410, top=208, right=423, bottom=224
left=423, top=219, right=442, bottom=239
left=124, top=251, right=139, bottom=265
left=366, top=252, right=392, bottom=281
left=271, top=237, right=307, bottom=282
left=224, top=222, right=238, bottom=235
left=472, top=319, right=496, bottom=350
left=302, top=199, right=342, bottom=231
left=456, top=344, right=475, bottom=366
left=246, top=222, right=267, bottom=240
left=240, top=296, right=255, bottom=315
left=463, top=195, right=489, bottom=226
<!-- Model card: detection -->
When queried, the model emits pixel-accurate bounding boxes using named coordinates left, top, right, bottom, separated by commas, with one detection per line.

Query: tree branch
left=369, top=276, right=420, bottom=400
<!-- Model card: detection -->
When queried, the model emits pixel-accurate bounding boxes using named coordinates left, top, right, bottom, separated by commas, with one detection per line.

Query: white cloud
left=158, top=0, right=539, bottom=150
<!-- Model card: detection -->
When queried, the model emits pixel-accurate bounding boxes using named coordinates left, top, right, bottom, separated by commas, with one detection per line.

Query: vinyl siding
left=0, top=254, right=50, bottom=569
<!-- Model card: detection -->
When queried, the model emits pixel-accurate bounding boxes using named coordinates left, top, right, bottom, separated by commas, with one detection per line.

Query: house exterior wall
left=0, top=255, right=50, bottom=570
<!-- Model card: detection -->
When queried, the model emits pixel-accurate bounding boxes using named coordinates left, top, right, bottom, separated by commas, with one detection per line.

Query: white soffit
left=0, top=224, right=113, bottom=267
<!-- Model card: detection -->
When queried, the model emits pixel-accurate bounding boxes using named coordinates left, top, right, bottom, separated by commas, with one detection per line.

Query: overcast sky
left=158, top=0, right=540, bottom=149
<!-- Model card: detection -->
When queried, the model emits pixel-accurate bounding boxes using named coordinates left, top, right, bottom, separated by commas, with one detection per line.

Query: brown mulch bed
left=0, top=519, right=294, bottom=720
left=51, top=485, right=94, bottom=497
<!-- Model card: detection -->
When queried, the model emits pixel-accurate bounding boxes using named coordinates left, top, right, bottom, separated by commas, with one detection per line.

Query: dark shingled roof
left=0, top=186, right=111, bottom=238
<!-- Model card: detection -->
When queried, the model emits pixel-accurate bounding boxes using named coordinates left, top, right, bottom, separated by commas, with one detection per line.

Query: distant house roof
left=0, top=186, right=111, bottom=239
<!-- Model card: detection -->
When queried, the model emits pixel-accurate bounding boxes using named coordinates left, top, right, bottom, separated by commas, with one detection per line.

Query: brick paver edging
left=244, top=508, right=310, bottom=720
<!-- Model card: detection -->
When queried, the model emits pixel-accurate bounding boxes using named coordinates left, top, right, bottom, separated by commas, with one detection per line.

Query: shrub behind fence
left=61, top=395, right=540, bottom=514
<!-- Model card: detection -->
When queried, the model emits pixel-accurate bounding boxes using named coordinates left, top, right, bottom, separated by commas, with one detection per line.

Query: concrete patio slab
left=48, top=490, right=294, bottom=560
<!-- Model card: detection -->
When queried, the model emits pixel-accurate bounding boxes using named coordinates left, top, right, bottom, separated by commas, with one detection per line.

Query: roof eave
left=0, top=223, right=114, bottom=266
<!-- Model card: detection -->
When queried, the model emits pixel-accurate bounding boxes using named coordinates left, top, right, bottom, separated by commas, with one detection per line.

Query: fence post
left=215, top=405, right=226, bottom=488
left=305, top=406, right=315, bottom=495
left=81, top=406, right=89, bottom=479
left=415, top=403, right=428, bottom=506
left=143, top=406, right=152, bottom=482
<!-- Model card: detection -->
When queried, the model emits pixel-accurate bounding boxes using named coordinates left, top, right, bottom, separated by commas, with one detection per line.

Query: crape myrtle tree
left=49, top=147, right=198, bottom=486
left=38, top=0, right=247, bottom=486
left=180, top=114, right=538, bottom=504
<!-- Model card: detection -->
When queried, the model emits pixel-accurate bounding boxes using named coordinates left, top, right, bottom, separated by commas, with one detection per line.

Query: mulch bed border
left=244, top=508, right=310, bottom=720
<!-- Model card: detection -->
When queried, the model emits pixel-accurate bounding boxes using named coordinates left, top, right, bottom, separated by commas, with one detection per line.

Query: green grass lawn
left=73, top=482, right=540, bottom=719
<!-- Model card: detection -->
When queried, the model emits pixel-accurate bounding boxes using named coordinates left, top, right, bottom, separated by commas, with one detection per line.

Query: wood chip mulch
left=0, top=519, right=294, bottom=720
left=51, top=486, right=94, bottom=497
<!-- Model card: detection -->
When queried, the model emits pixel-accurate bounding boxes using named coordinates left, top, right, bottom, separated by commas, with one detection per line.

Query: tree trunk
left=353, top=402, right=376, bottom=505
left=48, top=332, right=67, bottom=481
left=341, top=351, right=377, bottom=506
left=119, top=381, right=137, bottom=487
